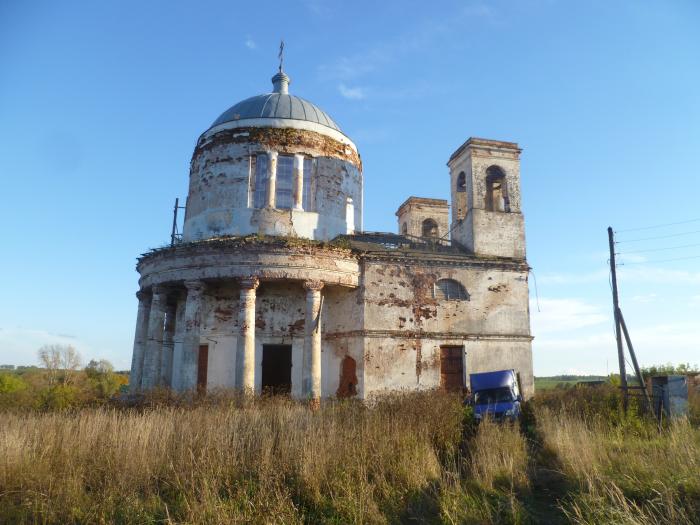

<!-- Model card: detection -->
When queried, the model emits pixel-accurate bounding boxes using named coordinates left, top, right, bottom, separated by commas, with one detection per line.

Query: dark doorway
left=197, top=344, right=209, bottom=392
left=440, top=346, right=464, bottom=392
left=261, top=344, right=292, bottom=395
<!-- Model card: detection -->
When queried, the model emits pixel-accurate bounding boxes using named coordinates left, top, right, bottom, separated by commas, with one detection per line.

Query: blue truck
left=468, top=369, right=522, bottom=422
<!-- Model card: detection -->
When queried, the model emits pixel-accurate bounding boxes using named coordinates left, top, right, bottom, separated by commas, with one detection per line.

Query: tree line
left=0, top=344, right=128, bottom=410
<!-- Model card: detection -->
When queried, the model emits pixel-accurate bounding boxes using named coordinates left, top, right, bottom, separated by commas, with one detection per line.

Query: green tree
left=85, top=359, right=121, bottom=399
left=0, top=373, right=27, bottom=394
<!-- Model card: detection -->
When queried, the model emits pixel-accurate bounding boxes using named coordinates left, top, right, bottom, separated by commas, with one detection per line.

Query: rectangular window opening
left=275, top=156, right=294, bottom=209
left=253, top=154, right=269, bottom=209
left=302, top=157, right=313, bottom=211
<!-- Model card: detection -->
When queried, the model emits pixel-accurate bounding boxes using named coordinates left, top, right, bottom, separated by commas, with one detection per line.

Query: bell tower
left=448, top=138, right=526, bottom=259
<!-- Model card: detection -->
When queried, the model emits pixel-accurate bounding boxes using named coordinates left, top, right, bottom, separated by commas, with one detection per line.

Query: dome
left=209, top=70, right=342, bottom=132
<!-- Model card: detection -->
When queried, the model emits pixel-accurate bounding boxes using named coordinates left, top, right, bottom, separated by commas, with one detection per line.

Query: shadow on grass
left=519, top=402, right=571, bottom=524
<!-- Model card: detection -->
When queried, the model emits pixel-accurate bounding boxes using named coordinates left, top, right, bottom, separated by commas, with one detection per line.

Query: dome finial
left=278, top=39, right=284, bottom=73
left=271, top=40, right=290, bottom=94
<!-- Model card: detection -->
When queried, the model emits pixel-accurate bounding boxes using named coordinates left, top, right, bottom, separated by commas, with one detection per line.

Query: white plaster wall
left=206, top=336, right=236, bottom=389
left=360, top=258, right=532, bottom=398
left=183, top=135, right=362, bottom=242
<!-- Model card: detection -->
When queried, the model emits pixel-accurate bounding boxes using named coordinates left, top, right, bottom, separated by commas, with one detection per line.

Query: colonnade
left=129, top=278, right=324, bottom=404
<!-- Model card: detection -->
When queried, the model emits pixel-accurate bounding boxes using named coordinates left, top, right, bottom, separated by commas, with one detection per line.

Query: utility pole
left=608, top=226, right=628, bottom=411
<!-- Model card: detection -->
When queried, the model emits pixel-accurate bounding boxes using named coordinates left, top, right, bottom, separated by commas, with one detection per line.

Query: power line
left=618, top=253, right=700, bottom=265
left=617, top=241, right=700, bottom=254
left=615, top=229, right=700, bottom=243
left=615, top=217, right=700, bottom=233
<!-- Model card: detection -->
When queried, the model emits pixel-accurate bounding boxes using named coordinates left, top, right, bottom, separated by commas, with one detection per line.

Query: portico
left=130, top=270, right=336, bottom=404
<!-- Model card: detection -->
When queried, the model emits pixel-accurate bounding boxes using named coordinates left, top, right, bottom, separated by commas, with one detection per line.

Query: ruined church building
left=129, top=65, right=534, bottom=403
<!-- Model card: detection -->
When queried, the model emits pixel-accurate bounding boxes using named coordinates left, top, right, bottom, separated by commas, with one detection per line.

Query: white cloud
left=318, top=5, right=498, bottom=86
left=244, top=37, right=257, bottom=50
left=530, top=297, right=609, bottom=335
left=319, top=55, right=381, bottom=82
left=537, top=264, right=700, bottom=287
left=338, top=83, right=366, bottom=100
left=618, top=265, right=700, bottom=285
left=0, top=326, right=85, bottom=367
left=629, top=293, right=657, bottom=303
left=536, top=269, right=608, bottom=285
left=0, top=326, right=131, bottom=370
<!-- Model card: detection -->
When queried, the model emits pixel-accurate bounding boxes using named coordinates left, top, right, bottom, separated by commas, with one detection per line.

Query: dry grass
left=0, top=389, right=698, bottom=524
left=537, top=407, right=700, bottom=523
left=0, top=392, right=465, bottom=524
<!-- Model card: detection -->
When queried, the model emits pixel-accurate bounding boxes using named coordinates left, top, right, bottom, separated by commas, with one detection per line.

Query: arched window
left=401, top=222, right=408, bottom=235
left=422, top=218, right=438, bottom=238
left=456, top=172, right=466, bottom=192
left=433, top=279, right=470, bottom=301
left=485, top=166, right=509, bottom=212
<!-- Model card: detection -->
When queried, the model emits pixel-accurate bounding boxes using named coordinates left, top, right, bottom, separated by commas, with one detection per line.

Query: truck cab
left=468, top=369, right=522, bottom=422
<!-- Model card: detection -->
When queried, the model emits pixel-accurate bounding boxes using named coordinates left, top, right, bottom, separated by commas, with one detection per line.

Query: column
left=303, top=280, right=324, bottom=408
left=237, top=277, right=259, bottom=395
left=160, top=302, right=177, bottom=387
left=292, top=154, right=305, bottom=210
left=180, top=280, right=205, bottom=391
left=266, top=151, right=278, bottom=208
left=129, top=290, right=151, bottom=392
left=142, top=285, right=167, bottom=389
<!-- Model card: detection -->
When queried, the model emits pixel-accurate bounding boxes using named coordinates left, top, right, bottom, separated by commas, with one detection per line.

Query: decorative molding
left=303, top=280, right=324, bottom=292
left=240, top=276, right=260, bottom=290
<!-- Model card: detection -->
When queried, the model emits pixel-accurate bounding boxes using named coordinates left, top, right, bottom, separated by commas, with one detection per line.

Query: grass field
left=0, top=387, right=698, bottom=524
left=534, top=376, right=607, bottom=390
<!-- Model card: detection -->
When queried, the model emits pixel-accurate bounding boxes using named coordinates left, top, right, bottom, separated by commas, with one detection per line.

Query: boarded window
left=302, top=157, right=313, bottom=210
left=440, top=346, right=464, bottom=392
left=275, top=155, right=294, bottom=209
left=253, top=154, right=269, bottom=208
left=197, top=344, right=208, bottom=392
left=434, top=279, right=469, bottom=301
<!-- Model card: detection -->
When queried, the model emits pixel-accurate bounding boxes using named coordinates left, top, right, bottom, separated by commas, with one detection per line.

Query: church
left=129, top=64, right=534, bottom=403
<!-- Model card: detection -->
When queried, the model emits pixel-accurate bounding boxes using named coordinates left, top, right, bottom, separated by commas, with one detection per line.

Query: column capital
left=151, top=285, right=169, bottom=307
left=240, top=276, right=260, bottom=290
left=184, top=280, right=205, bottom=294
left=136, top=289, right=151, bottom=303
left=303, top=280, right=324, bottom=292
left=267, top=150, right=279, bottom=160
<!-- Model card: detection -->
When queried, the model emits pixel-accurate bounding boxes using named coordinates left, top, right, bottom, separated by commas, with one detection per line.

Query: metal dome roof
left=209, top=70, right=342, bottom=132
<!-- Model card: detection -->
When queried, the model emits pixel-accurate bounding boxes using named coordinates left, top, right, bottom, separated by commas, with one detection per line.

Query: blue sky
left=1, top=0, right=699, bottom=375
